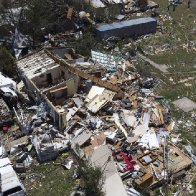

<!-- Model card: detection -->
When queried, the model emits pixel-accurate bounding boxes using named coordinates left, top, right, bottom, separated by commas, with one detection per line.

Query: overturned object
left=32, top=135, right=59, bottom=162
left=32, top=131, right=69, bottom=162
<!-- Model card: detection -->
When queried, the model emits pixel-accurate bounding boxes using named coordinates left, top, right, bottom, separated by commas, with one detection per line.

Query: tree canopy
left=0, top=46, right=16, bottom=76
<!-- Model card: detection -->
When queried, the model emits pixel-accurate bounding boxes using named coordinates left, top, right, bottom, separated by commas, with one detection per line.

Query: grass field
left=24, top=156, right=74, bottom=196
left=135, top=0, right=196, bottom=105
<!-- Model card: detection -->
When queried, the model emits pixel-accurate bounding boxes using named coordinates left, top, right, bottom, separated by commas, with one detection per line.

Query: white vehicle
left=0, top=158, right=26, bottom=196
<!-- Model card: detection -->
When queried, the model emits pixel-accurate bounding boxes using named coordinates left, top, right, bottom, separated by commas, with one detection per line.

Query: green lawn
left=24, top=156, right=74, bottom=196
left=135, top=0, right=196, bottom=102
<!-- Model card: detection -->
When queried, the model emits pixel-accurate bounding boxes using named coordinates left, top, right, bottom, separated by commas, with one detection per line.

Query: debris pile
left=0, top=48, right=194, bottom=196
left=85, top=0, right=158, bottom=13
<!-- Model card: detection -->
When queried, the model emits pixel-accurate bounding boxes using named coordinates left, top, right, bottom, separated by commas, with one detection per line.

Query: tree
left=25, top=0, right=71, bottom=41
left=74, top=31, right=97, bottom=56
left=0, top=46, right=16, bottom=77
left=77, top=158, right=104, bottom=196
left=73, top=144, right=104, bottom=196
left=0, top=0, right=72, bottom=42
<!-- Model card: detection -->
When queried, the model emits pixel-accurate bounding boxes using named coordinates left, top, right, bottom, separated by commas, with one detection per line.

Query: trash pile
left=86, top=0, right=158, bottom=13
left=0, top=54, right=195, bottom=195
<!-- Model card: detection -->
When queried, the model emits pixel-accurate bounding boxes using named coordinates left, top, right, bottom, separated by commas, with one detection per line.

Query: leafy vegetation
left=0, top=0, right=77, bottom=42
left=0, top=46, right=16, bottom=76
left=77, top=158, right=104, bottom=196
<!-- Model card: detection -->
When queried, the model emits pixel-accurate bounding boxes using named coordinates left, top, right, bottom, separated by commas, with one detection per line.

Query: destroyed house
left=96, top=17, right=157, bottom=39
left=17, top=48, right=82, bottom=131
left=15, top=48, right=194, bottom=195
left=17, top=48, right=123, bottom=131
left=76, top=0, right=122, bottom=20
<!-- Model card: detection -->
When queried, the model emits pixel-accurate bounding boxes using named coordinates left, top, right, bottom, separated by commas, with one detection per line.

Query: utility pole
left=163, top=136, right=169, bottom=195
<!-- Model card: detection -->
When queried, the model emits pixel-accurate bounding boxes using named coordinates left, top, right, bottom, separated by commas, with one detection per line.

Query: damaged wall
left=48, top=47, right=84, bottom=61
left=45, top=49, right=124, bottom=98
left=43, top=94, right=67, bottom=130
left=32, top=65, right=64, bottom=89
left=22, top=76, right=41, bottom=102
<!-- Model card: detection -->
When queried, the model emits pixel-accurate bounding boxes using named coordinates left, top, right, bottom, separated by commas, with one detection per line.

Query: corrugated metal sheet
left=96, top=17, right=157, bottom=38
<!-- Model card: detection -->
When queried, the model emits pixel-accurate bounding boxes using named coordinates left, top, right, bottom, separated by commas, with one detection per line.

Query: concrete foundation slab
left=173, top=97, right=196, bottom=112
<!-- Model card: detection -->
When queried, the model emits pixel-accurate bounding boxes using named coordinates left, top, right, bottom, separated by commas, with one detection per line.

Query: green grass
left=24, top=156, right=74, bottom=196
left=149, top=49, right=196, bottom=71
left=134, top=0, right=196, bottom=103
left=133, top=1, right=196, bottom=193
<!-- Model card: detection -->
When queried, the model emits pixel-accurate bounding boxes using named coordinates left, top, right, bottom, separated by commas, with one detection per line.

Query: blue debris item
left=142, top=155, right=152, bottom=164
left=96, top=17, right=157, bottom=39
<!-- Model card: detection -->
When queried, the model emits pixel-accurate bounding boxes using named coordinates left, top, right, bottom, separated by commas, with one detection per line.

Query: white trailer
left=0, top=158, right=26, bottom=196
